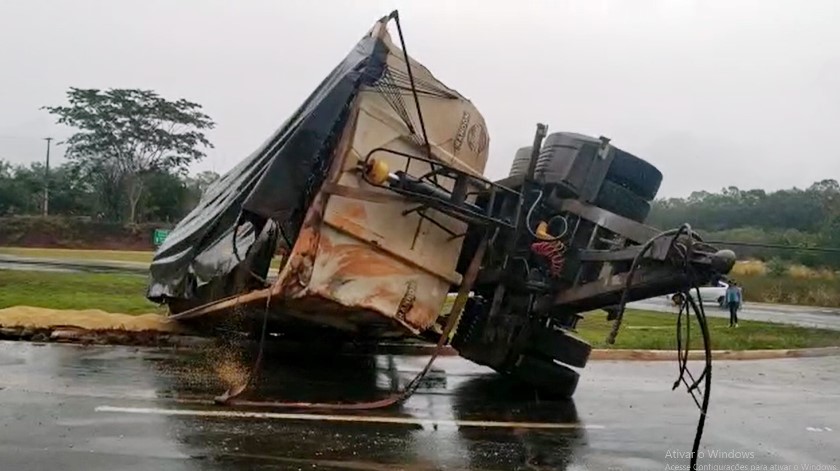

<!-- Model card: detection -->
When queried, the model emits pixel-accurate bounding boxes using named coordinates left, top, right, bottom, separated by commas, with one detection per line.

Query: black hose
left=686, top=293, right=713, bottom=471
left=231, top=216, right=274, bottom=286
left=607, top=223, right=713, bottom=471
left=606, top=227, right=680, bottom=344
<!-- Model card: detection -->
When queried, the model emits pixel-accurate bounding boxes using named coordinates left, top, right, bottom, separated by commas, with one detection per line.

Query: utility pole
left=43, top=137, right=52, bottom=216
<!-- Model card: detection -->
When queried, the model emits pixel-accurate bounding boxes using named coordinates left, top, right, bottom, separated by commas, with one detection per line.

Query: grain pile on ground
left=0, top=306, right=181, bottom=333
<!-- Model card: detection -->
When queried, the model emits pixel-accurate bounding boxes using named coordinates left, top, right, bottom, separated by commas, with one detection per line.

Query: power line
left=707, top=240, right=840, bottom=254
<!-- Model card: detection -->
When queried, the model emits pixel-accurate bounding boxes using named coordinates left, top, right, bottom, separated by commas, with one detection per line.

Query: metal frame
left=361, top=147, right=520, bottom=229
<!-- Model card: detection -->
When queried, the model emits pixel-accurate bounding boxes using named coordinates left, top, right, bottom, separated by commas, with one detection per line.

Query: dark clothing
left=729, top=302, right=739, bottom=326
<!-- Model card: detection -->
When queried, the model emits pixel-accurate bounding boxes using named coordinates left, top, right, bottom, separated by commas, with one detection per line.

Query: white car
left=669, top=281, right=729, bottom=308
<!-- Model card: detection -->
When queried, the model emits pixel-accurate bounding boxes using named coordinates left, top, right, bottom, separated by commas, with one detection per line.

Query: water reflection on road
left=144, top=344, right=588, bottom=470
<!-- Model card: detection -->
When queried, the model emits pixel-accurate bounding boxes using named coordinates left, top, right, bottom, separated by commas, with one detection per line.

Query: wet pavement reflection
left=1, top=340, right=838, bottom=471
left=146, top=344, right=589, bottom=470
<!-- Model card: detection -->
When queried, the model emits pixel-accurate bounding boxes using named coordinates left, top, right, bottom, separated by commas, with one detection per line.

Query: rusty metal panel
left=271, top=25, right=489, bottom=336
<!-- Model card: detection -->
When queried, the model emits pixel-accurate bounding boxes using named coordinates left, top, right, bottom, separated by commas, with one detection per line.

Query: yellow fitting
left=535, top=221, right=552, bottom=240
left=365, top=159, right=390, bottom=185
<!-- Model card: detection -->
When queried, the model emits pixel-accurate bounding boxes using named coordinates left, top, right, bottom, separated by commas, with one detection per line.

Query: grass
left=731, top=259, right=837, bottom=280
left=2, top=269, right=839, bottom=350
left=0, top=246, right=285, bottom=270
left=0, top=270, right=161, bottom=315
left=576, top=309, right=840, bottom=350
left=5, top=246, right=840, bottom=308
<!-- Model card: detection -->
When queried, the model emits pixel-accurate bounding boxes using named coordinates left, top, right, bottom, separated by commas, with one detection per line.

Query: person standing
left=725, top=281, right=742, bottom=327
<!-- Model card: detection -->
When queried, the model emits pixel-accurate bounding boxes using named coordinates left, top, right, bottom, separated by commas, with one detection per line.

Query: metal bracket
left=361, top=147, right=519, bottom=230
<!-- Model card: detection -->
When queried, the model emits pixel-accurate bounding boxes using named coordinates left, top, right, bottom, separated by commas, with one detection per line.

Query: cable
left=525, top=190, right=543, bottom=239
left=607, top=223, right=713, bottom=471
left=684, top=293, right=713, bottom=471
left=391, top=11, right=432, bottom=160
left=231, top=216, right=288, bottom=287
left=277, top=222, right=292, bottom=250
left=605, top=227, right=680, bottom=345
left=524, top=189, right=567, bottom=242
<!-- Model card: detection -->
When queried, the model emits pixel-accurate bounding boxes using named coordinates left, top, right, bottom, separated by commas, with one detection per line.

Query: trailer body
left=148, top=13, right=734, bottom=398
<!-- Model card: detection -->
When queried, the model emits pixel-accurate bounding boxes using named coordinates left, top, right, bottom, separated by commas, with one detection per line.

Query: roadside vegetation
left=729, top=259, right=840, bottom=307
left=577, top=309, right=840, bottom=351
left=2, top=270, right=838, bottom=351
left=648, top=182, right=840, bottom=307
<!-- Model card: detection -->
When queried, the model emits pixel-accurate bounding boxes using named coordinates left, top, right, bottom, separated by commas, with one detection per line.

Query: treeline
left=648, top=180, right=840, bottom=268
left=0, top=159, right=219, bottom=224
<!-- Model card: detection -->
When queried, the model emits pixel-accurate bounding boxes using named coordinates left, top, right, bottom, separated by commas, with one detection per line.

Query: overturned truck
left=147, top=12, right=735, bottom=399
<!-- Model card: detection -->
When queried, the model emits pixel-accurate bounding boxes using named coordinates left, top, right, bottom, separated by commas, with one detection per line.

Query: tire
left=605, top=149, right=663, bottom=200
left=528, top=325, right=592, bottom=368
left=717, top=296, right=725, bottom=309
left=511, top=355, right=580, bottom=399
left=593, top=180, right=652, bottom=222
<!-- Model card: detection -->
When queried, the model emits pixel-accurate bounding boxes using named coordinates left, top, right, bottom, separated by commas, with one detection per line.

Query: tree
left=0, top=160, right=24, bottom=215
left=44, top=88, right=215, bottom=223
left=139, top=170, right=191, bottom=222
left=190, top=170, right=220, bottom=196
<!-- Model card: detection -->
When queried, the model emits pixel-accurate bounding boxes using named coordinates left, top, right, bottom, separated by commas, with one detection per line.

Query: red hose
left=531, top=240, right=566, bottom=277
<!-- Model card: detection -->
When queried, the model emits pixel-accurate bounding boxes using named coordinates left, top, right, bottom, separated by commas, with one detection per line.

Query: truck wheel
left=511, top=355, right=580, bottom=399
left=528, top=325, right=592, bottom=368
left=605, top=149, right=663, bottom=200
left=593, top=180, right=652, bottom=222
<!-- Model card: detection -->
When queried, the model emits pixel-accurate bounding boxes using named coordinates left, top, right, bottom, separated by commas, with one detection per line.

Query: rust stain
left=278, top=209, right=324, bottom=296
left=342, top=201, right=368, bottom=221
left=306, top=285, right=423, bottom=334
left=330, top=244, right=414, bottom=278
left=395, top=280, right=417, bottom=321
left=357, top=285, right=400, bottom=306
left=328, top=216, right=379, bottom=244
left=404, top=302, right=438, bottom=329
left=276, top=101, right=359, bottom=297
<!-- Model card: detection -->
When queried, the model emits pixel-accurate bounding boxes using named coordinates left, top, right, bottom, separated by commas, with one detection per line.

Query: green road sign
left=153, top=229, right=170, bottom=247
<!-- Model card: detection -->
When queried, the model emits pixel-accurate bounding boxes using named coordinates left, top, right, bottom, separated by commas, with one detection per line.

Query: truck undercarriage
left=147, top=11, right=735, bottom=404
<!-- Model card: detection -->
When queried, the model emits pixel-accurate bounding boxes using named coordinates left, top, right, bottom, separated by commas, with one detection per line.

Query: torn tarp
left=146, top=19, right=389, bottom=306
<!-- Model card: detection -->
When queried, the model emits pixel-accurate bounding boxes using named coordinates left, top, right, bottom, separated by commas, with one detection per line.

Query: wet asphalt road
left=0, top=254, right=150, bottom=275
left=630, top=297, right=840, bottom=331
left=1, top=341, right=838, bottom=470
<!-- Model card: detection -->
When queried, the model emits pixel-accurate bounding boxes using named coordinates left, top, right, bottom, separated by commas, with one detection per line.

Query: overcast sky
left=1, top=0, right=837, bottom=197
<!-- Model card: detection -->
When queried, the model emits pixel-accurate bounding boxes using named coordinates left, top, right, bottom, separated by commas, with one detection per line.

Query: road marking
left=95, top=405, right=604, bottom=430
left=806, top=426, right=833, bottom=432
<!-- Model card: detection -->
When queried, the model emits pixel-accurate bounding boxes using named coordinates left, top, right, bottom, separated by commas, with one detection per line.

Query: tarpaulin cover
left=146, top=20, right=389, bottom=304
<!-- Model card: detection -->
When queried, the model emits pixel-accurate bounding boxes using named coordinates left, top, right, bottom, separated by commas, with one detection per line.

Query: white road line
left=95, top=405, right=604, bottom=430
